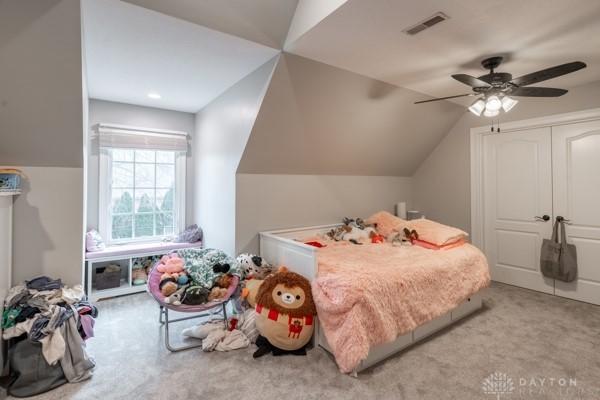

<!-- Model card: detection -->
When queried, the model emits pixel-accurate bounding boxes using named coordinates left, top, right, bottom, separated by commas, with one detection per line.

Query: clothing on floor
left=60, top=315, right=95, bottom=382
left=182, top=320, right=223, bottom=340
left=26, top=276, right=63, bottom=291
left=2, top=277, right=97, bottom=385
left=15, top=306, right=41, bottom=323
left=182, top=320, right=250, bottom=352
left=202, top=329, right=226, bottom=352
left=240, top=309, right=259, bottom=344
left=214, top=330, right=250, bottom=352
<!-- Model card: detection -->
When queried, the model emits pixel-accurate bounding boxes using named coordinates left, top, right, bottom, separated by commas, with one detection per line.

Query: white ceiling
left=82, top=0, right=279, bottom=113
left=285, top=0, right=600, bottom=105
left=121, top=0, right=298, bottom=49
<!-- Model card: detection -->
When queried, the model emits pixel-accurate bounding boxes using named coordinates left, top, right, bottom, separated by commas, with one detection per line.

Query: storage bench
left=84, top=241, right=202, bottom=301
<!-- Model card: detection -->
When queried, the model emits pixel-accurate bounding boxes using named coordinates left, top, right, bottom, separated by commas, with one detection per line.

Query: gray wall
left=87, top=99, right=196, bottom=229
left=0, top=0, right=85, bottom=285
left=0, top=0, right=84, bottom=168
left=236, top=174, right=412, bottom=254
left=412, top=80, right=600, bottom=233
left=194, top=57, right=278, bottom=255
left=238, top=53, right=463, bottom=176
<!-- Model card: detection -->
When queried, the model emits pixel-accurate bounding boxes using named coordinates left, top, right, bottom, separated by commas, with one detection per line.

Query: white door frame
left=470, top=107, right=600, bottom=250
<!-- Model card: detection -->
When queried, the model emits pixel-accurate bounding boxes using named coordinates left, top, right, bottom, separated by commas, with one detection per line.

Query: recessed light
left=147, top=92, right=161, bottom=99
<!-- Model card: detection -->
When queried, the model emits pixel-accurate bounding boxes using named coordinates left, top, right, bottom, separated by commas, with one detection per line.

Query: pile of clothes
left=2, top=276, right=96, bottom=396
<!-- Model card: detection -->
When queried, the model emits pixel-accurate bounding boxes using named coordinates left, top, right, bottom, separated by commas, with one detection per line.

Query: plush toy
left=215, top=273, right=234, bottom=289
left=241, top=279, right=265, bottom=308
left=237, top=254, right=273, bottom=280
left=370, top=232, right=385, bottom=244
left=389, top=227, right=418, bottom=246
left=131, top=267, right=148, bottom=285
left=208, top=287, right=228, bottom=301
left=159, top=279, right=178, bottom=297
left=182, top=286, right=210, bottom=305
left=252, top=268, right=316, bottom=358
left=164, top=284, right=189, bottom=305
left=157, top=254, right=185, bottom=274
left=177, top=274, right=189, bottom=286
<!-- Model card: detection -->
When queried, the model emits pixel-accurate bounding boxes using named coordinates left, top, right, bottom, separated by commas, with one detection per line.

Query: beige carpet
left=9, top=282, right=600, bottom=400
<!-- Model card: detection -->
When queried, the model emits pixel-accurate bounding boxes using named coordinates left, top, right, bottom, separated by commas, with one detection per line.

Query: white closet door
left=552, top=120, right=600, bottom=304
left=483, top=128, right=554, bottom=293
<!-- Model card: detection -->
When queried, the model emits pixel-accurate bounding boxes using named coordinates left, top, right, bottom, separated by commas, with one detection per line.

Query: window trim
left=98, top=148, right=186, bottom=245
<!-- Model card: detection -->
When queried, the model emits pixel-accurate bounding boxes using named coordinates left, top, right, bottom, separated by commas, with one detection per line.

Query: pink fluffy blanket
left=311, top=241, right=490, bottom=373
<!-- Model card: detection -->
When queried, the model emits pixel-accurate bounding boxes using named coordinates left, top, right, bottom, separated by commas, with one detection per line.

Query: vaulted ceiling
left=83, top=0, right=600, bottom=176
left=122, top=0, right=299, bottom=49
left=82, top=0, right=278, bottom=112
left=285, top=0, right=600, bottom=105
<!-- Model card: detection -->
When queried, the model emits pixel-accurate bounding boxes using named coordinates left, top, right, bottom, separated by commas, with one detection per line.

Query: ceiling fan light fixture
left=485, top=95, right=502, bottom=112
left=483, top=108, right=500, bottom=118
left=501, top=96, right=518, bottom=112
left=468, top=99, right=485, bottom=116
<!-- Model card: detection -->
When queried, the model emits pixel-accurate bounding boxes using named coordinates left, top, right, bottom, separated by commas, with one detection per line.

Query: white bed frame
left=260, top=224, right=484, bottom=374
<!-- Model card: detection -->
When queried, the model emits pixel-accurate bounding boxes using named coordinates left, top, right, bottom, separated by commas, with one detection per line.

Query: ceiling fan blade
left=414, top=93, right=475, bottom=104
left=451, top=74, right=491, bottom=88
left=511, top=87, right=568, bottom=97
left=510, top=61, right=586, bottom=87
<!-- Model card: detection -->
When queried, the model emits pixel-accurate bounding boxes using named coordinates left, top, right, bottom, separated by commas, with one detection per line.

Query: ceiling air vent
left=403, top=12, right=449, bottom=35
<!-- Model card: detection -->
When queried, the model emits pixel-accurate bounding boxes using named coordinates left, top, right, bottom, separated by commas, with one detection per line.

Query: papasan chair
left=148, top=260, right=239, bottom=352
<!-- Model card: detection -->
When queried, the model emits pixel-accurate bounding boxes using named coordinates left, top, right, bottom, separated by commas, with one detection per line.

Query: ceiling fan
left=415, top=57, right=586, bottom=117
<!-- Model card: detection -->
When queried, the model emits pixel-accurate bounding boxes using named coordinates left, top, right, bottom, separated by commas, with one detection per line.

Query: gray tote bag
left=557, top=221, right=577, bottom=282
left=540, top=219, right=560, bottom=279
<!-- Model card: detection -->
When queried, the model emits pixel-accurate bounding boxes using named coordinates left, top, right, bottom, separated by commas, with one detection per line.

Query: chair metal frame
left=158, top=301, right=229, bottom=352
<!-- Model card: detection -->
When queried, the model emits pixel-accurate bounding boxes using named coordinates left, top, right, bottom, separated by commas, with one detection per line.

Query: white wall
left=412, top=81, right=600, bottom=233
left=236, top=174, right=412, bottom=254
left=194, top=57, right=278, bottom=255
left=87, top=99, right=196, bottom=229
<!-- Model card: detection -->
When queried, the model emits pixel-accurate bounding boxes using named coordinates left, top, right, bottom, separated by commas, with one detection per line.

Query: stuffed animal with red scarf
left=252, top=267, right=316, bottom=357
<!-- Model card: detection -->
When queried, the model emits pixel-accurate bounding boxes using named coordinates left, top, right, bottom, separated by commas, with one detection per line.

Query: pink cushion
left=408, top=219, right=468, bottom=246
left=366, top=211, right=408, bottom=237
left=85, top=241, right=201, bottom=260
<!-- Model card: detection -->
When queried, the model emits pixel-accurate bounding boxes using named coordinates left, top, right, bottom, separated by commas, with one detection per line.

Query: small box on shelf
left=94, top=266, right=122, bottom=290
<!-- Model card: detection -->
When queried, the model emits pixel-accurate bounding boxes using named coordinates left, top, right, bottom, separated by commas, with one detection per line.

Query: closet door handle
left=534, top=215, right=550, bottom=222
left=556, top=216, right=572, bottom=225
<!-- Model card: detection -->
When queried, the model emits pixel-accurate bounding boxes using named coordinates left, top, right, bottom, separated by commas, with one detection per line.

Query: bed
left=260, top=223, right=490, bottom=374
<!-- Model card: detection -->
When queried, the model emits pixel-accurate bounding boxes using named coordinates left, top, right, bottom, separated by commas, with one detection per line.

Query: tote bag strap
left=551, top=218, right=560, bottom=243
left=559, top=219, right=568, bottom=249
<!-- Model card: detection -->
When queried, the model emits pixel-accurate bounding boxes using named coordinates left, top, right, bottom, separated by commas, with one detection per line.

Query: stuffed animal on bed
left=237, top=254, right=273, bottom=280
left=252, top=268, right=316, bottom=358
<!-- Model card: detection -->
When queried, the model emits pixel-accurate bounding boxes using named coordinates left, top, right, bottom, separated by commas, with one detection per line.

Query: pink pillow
left=366, top=211, right=408, bottom=238
left=407, top=219, right=468, bottom=246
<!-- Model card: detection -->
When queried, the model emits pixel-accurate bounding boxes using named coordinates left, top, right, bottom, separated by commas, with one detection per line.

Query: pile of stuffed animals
left=157, top=250, right=238, bottom=306
left=326, top=217, right=384, bottom=244
left=156, top=248, right=318, bottom=358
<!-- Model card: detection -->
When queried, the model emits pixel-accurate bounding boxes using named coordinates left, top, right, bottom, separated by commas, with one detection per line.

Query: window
left=99, top=148, right=185, bottom=244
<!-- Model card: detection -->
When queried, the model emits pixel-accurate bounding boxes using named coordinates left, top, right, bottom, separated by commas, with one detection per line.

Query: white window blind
left=93, top=123, right=188, bottom=152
